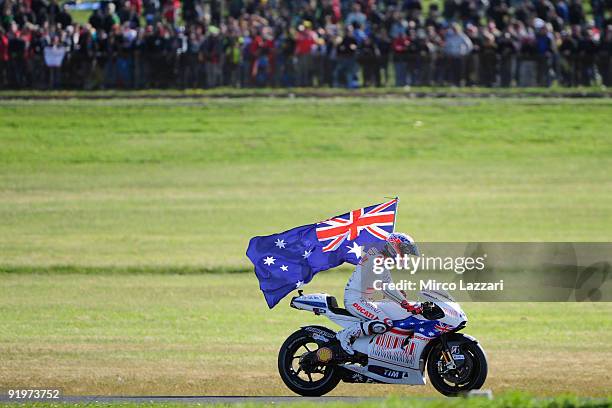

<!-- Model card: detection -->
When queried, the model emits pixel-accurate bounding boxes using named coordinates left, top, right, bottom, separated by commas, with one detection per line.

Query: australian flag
left=246, top=199, right=398, bottom=308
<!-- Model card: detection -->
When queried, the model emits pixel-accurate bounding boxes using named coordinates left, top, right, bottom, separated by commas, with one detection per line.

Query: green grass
left=3, top=393, right=611, bottom=408
left=0, top=98, right=611, bottom=268
left=0, top=97, right=611, bottom=398
left=1, top=272, right=611, bottom=397
left=68, top=9, right=92, bottom=25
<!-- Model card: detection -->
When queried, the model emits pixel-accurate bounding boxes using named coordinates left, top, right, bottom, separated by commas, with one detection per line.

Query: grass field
left=0, top=97, right=611, bottom=398
left=1, top=273, right=611, bottom=397
left=3, top=394, right=611, bottom=408
left=1, top=98, right=611, bottom=268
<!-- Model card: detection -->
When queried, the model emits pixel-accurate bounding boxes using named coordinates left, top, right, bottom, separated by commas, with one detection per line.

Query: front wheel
left=427, top=340, right=488, bottom=397
left=278, top=329, right=341, bottom=396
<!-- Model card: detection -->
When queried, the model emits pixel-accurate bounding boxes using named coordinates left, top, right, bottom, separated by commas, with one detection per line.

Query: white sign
left=44, top=46, right=66, bottom=67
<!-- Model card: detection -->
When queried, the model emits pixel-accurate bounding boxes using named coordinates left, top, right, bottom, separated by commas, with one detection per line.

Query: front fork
left=438, top=334, right=457, bottom=372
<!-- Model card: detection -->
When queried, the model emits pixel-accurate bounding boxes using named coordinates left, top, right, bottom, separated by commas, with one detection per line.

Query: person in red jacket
left=0, top=28, right=9, bottom=87
left=392, top=31, right=410, bottom=86
left=294, top=22, right=317, bottom=86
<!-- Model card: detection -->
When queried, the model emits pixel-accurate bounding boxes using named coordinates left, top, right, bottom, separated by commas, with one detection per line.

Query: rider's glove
left=400, top=300, right=423, bottom=315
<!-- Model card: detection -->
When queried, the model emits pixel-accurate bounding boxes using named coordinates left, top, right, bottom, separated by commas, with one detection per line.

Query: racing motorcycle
left=278, top=290, right=487, bottom=397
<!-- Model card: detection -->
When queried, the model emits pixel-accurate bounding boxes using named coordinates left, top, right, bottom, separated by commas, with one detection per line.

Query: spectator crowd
left=1, top=0, right=611, bottom=89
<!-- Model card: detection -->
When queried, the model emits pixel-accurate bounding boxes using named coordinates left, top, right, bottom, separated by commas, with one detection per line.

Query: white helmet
left=384, top=232, right=419, bottom=257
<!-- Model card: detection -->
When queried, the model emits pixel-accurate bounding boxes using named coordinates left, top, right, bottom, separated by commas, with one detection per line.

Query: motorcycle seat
left=326, top=295, right=354, bottom=317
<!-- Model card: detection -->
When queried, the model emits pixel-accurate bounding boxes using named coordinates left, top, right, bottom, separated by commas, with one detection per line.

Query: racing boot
left=336, top=320, right=392, bottom=355
left=335, top=323, right=362, bottom=355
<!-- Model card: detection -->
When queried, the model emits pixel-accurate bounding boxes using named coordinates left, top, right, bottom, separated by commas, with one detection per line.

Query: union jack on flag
left=315, top=199, right=398, bottom=252
left=434, top=322, right=453, bottom=333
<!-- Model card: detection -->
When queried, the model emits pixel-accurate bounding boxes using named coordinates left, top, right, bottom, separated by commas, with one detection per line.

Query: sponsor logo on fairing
left=369, top=365, right=404, bottom=379
left=450, top=345, right=466, bottom=360
left=371, top=332, right=417, bottom=365
left=384, top=369, right=401, bottom=379
left=352, top=302, right=378, bottom=319
left=304, top=327, right=335, bottom=338
left=311, top=334, right=329, bottom=343
left=352, top=373, right=365, bottom=382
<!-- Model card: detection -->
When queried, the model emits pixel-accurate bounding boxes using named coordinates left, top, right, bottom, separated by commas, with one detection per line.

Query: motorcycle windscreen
left=418, top=289, right=456, bottom=303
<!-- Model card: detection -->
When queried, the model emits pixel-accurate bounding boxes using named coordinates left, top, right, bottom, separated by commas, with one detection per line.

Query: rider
left=336, top=232, right=423, bottom=355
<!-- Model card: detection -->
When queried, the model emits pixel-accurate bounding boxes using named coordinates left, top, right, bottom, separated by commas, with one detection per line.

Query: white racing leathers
left=336, top=246, right=407, bottom=355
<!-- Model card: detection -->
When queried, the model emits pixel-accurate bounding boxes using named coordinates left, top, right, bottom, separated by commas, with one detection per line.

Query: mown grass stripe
left=0, top=265, right=251, bottom=275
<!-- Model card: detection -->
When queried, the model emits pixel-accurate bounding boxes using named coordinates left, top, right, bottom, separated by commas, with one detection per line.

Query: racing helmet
left=384, top=232, right=420, bottom=258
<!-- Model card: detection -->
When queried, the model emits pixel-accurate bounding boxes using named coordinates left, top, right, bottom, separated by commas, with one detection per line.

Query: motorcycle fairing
left=344, top=326, right=427, bottom=385
left=339, top=361, right=425, bottom=385
left=340, top=358, right=426, bottom=385
left=291, top=293, right=361, bottom=326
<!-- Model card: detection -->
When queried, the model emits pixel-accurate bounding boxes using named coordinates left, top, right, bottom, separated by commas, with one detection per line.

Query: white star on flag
left=302, top=249, right=312, bottom=258
left=263, top=256, right=276, bottom=266
left=428, top=332, right=435, bottom=336
left=346, top=242, right=362, bottom=259
left=295, top=280, right=304, bottom=288
left=280, top=265, right=289, bottom=271
left=274, top=239, right=286, bottom=249
left=419, top=328, right=424, bottom=332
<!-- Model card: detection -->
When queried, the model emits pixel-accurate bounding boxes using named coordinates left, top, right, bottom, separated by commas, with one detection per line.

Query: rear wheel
left=277, top=329, right=341, bottom=396
left=427, top=341, right=488, bottom=397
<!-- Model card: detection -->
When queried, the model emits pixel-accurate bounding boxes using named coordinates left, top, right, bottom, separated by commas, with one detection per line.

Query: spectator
left=358, top=35, right=380, bottom=86
left=598, top=25, right=612, bottom=86
left=517, top=22, right=538, bottom=87
left=591, top=0, right=606, bottom=29
left=535, top=21, right=555, bottom=86
left=578, top=25, right=598, bottom=85
left=345, top=3, right=367, bottom=29
left=392, top=29, right=410, bottom=86
left=568, top=0, right=585, bottom=25
left=203, top=26, right=223, bottom=88
left=443, top=23, right=473, bottom=85
left=0, top=27, right=8, bottom=87
left=465, top=24, right=481, bottom=85
left=44, top=34, right=66, bottom=88
left=480, top=25, right=498, bottom=86
left=294, top=22, right=316, bottom=86
left=0, top=0, right=609, bottom=90
left=56, top=4, right=72, bottom=28
left=333, top=25, right=358, bottom=88
left=497, top=27, right=518, bottom=87
left=7, top=22, right=27, bottom=88
left=559, top=28, right=578, bottom=85
left=374, top=26, right=391, bottom=86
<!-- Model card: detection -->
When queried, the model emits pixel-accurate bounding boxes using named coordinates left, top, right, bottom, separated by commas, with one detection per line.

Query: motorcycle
left=277, top=289, right=487, bottom=397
